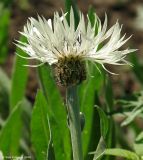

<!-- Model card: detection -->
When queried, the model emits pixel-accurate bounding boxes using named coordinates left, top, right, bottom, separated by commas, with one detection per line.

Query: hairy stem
left=66, top=86, right=83, bottom=160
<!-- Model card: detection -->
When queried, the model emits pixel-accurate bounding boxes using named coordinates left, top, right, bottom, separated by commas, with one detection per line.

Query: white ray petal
left=16, top=7, right=136, bottom=74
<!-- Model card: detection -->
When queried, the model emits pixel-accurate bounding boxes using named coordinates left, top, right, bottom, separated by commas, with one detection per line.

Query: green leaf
left=47, top=140, right=55, bottom=160
left=38, top=65, right=70, bottom=160
left=31, top=90, right=51, bottom=160
left=130, top=53, right=143, bottom=84
left=0, top=103, right=22, bottom=155
left=104, top=76, right=114, bottom=111
left=0, top=67, right=31, bottom=128
left=93, top=137, right=106, bottom=160
left=88, top=6, right=95, bottom=27
left=134, top=143, right=143, bottom=156
left=79, top=64, right=104, bottom=159
left=119, top=91, right=143, bottom=126
left=103, top=119, right=116, bottom=160
left=64, top=0, right=79, bottom=28
left=0, top=68, right=10, bottom=93
left=104, top=148, right=140, bottom=160
left=121, top=108, right=143, bottom=126
left=134, top=132, right=143, bottom=156
left=88, top=6, right=99, bottom=34
left=0, top=3, right=10, bottom=64
left=103, top=76, right=116, bottom=160
left=136, top=132, right=143, bottom=143
left=95, top=106, right=109, bottom=139
left=47, top=118, right=55, bottom=160
left=19, top=99, right=32, bottom=156
left=0, top=68, right=10, bottom=117
left=10, top=36, right=28, bottom=110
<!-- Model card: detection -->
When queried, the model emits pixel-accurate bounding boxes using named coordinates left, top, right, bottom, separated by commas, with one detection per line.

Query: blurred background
left=0, top=0, right=143, bottom=159
left=0, top=0, right=143, bottom=102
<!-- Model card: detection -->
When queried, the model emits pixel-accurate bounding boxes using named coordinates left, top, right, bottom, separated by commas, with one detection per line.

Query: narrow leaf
left=64, top=0, right=79, bottom=28
left=103, top=76, right=116, bottom=160
left=136, top=132, right=143, bottom=143
left=10, top=36, right=28, bottom=110
left=93, top=137, right=106, bottom=160
left=0, top=103, right=22, bottom=155
left=95, top=106, right=109, bottom=139
left=104, top=148, right=140, bottom=160
left=0, top=68, right=10, bottom=117
left=79, top=64, right=104, bottom=159
left=47, top=117, right=55, bottom=160
left=134, top=132, right=143, bottom=156
left=0, top=4, right=10, bottom=64
left=121, top=108, right=143, bottom=126
left=31, top=90, right=51, bottom=160
left=38, top=64, right=71, bottom=160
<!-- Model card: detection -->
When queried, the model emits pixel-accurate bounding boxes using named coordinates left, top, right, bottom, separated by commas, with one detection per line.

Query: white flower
left=16, top=8, right=136, bottom=74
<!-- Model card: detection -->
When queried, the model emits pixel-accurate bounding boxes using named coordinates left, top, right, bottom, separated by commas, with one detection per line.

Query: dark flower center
left=53, top=55, right=86, bottom=87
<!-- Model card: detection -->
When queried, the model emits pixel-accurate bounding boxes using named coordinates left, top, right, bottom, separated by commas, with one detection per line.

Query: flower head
left=16, top=8, right=136, bottom=86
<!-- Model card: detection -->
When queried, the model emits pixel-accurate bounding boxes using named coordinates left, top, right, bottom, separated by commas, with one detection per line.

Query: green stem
left=66, top=86, right=83, bottom=160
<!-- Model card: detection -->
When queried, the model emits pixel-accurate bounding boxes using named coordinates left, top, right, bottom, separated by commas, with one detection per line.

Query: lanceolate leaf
left=121, top=107, right=143, bottom=126
left=103, top=76, right=116, bottom=160
left=47, top=117, right=55, bottom=160
left=104, top=148, right=140, bottom=160
left=31, top=90, right=51, bottom=160
left=10, top=36, right=28, bottom=110
left=95, top=106, right=109, bottom=139
left=79, top=64, right=104, bottom=159
left=38, top=64, right=71, bottom=160
left=0, top=4, right=10, bottom=64
left=0, top=68, right=10, bottom=117
left=136, top=132, right=143, bottom=143
left=64, top=0, right=79, bottom=28
left=93, top=137, right=106, bottom=160
left=88, top=6, right=95, bottom=27
left=88, top=7, right=99, bottom=34
left=134, top=131, right=143, bottom=156
left=0, top=103, right=22, bottom=155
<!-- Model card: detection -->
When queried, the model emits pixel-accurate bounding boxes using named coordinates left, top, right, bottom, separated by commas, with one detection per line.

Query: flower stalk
left=66, top=85, right=83, bottom=160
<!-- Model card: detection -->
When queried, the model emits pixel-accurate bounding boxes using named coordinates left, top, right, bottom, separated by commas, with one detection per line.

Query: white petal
left=16, top=7, right=136, bottom=71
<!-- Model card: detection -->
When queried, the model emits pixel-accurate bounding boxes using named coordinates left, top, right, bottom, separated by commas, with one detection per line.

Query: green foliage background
left=0, top=0, right=143, bottom=160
